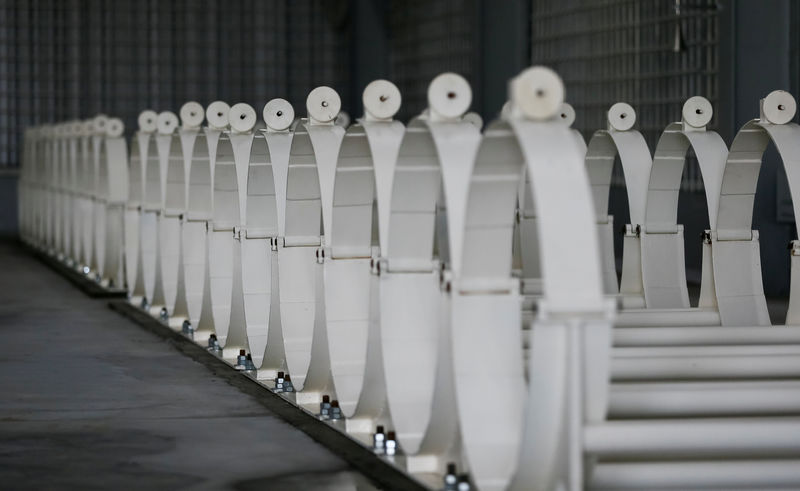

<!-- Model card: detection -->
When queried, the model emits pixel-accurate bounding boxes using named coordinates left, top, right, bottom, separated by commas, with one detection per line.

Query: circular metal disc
left=363, top=80, right=401, bottom=120
left=335, top=110, right=350, bottom=128
left=106, top=117, right=125, bottom=138
left=608, top=102, right=636, bottom=131
left=71, top=121, right=84, bottom=136
left=93, top=114, right=109, bottom=134
left=463, top=111, right=483, bottom=130
left=263, top=98, right=295, bottom=131
left=138, top=110, right=158, bottom=133
left=180, top=101, right=205, bottom=128
left=206, top=101, right=230, bottom=129
left=682, top=96, right=713, bottom=128
left=157, top=111, right=179, bottom=135
left=427, top=72, right=472, bottom=119
left=511, top=66, right=564, bottom=120
left=229, top=103, right=257, bottom=133
left=763, top=90, right=797, bottom=125
left=559, top=103, right=576, bottom=127
left=306, top=86, right=341, bottom=123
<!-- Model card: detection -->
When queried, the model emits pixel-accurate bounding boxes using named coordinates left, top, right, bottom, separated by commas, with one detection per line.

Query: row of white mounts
left=17, top=66, right=800, bottom=490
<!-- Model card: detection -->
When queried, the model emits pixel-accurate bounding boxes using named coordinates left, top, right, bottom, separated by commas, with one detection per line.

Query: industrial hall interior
left=4, top=0, right=800, bottom=490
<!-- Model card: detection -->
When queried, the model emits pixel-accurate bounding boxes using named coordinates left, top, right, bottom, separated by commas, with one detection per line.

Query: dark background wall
left=0, top=0, right=797, bottom=299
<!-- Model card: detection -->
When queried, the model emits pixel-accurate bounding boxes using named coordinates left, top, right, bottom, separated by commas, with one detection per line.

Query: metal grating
left=532, top=0, right=720, bottom=191
left=388, top=0, right=477, bottom=122
left=0, top=0, right=350, bottom=168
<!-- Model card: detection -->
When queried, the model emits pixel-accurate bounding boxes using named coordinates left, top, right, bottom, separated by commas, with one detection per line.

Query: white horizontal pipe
left=610, top=381, right=800, bottom=417
left=615, top=308, right=720, bottom=327
left=614, top=326, right=800, bottom=347
left=614, top=345, right=800, bottom=357
left=612, top=355, right=800, bottom=380
left=590, top=459, right=800, bottom=489
left=585, top=418, right=800, bottom=457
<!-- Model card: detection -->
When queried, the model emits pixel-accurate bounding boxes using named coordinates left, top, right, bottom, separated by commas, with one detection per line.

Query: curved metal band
left=125, top=132, right=151, bottom=300
left=325, top=120, right=403, bottom=417
left=78, top=136, right=94, bottom=267
left=278, top=123, right=344, bottom=389
left=99, top=136, right=128, bottom=287
left=640, top=122, right=728, bottom=309
left=155, top=133, right=183, bottom=315
left=586, top=129, right=652, bottom=300
left=380, top=118, right=481, bottom=458
left=242, top=134, right=278, bottom=367
left=714, top=120, right=800, bottom=326
left=188, top=128, right=224, bottom=336
left=209, top=132, right=253, bottom=353
left=512, top=120, right=614, bottom=491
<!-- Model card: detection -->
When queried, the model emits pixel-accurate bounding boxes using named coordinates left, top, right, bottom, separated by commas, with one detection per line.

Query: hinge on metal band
left=315, top=247, right=326, bottom=264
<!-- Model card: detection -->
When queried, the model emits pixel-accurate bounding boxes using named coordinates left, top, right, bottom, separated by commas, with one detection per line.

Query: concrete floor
left=0, top=240, right=375, bottom=490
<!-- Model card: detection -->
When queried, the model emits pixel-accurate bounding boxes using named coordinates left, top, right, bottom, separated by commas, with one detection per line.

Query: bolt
left=444, top=463, right=458, bottom=490
left=373, top=425, right=386, bottom=455
left=207, top=333, right=219, bottom=350
left=457, top=474, right=471, bottom=491
left=274, top=371, right=285, bottom=392
left=159, top=307, right=168, bottom=322
left=244, top=353, right=256, bottom=373
left=330, top=400, right=342, bottom=420
left=235, top=349, right=247, bottom=370
left=282, top=374, right=294, bottom=392
left=140, top=297, right=150, bottom=311
left=385, top=431, right=397, bottom=456
left=182, top=320, right=193, bottom=334
left=319, top=395, right=332, bottom=420
left=82, top=265, right=90, bottom=275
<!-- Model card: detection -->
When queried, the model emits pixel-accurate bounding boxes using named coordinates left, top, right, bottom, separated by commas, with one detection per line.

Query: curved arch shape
left=454, top=119, right=607, bottom=490
left=57, top=135, right=71, bottom=257
left=93, top=137, right=109, bottom=277
left=140, top=135, right=162, bottom=306
left=379, top=117, right=481, bottom=459
left=325, top=120, right=403, bottom=419
left=89, top=131, right=106, bottom=272
left=586, top=128, right=652, bottom=303
left=188, top=128, right=225, bottom=340
left=641, top=122, right=728, bottom=309
left=208, top=127, right=254, bottom=354
left=453, top=120, right=527, bottom=490
left=53, top=135, right=66, bottom=255
left=241, top=134, right=279, bottom=367
left=511, top=119, right=611, bottom=491
left=158, top=132, right=186, bottom=316
left=100, top=135, right=128, bottom=287
left=125, top=132, right=148, bottom=297
left=66, top=133, right=80, bottom=261
left=714, top=119, right=800, bottom=326
left=181, top=129, right=211, bottom=327
left=208, top=134, right=240, bottom=348
left=78, top=134, right=95, bottom=268
left=277, top=125, right=324, bottom=390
